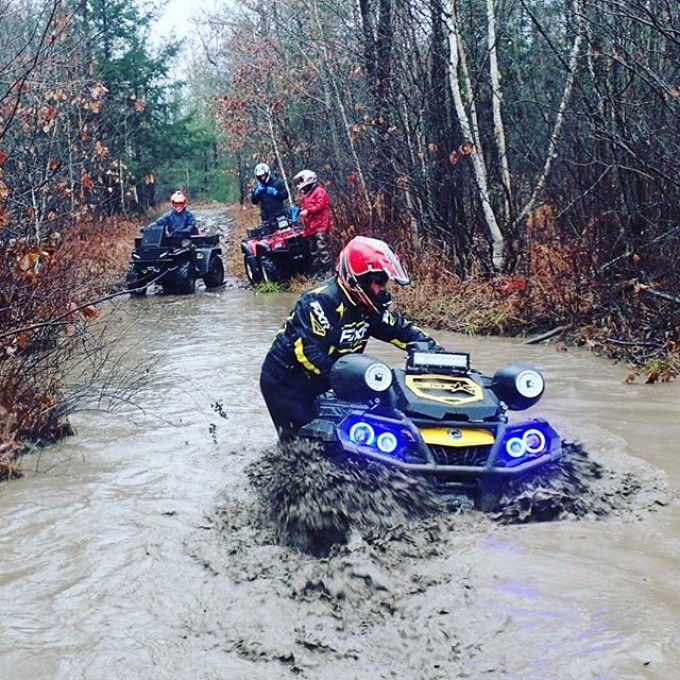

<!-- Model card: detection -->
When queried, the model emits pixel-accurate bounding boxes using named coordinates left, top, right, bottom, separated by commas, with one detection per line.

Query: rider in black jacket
left=260, top=235, right=441, bottom=442
left=250, top=162, right=289, bottom=223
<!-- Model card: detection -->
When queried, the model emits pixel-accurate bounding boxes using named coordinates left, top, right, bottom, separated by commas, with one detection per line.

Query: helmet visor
left=372, top=241, right=410, bottom=285
left=340, top=236, right=411, bottom=287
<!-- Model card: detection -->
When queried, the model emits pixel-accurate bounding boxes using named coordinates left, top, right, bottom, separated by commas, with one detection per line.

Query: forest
left=1, top=0, right=679, bottom=476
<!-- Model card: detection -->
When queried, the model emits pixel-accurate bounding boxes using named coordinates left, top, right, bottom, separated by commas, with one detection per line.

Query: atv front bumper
left=300, top=411, right=563, bottom=485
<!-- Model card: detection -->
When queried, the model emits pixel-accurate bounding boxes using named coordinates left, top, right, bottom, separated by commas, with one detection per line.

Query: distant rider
left=152, top=191, right=198, bottom=238
left=293, top=169, right=332, bottom=274
left=259, top=235, right=442, bottom=442
left=250, top=162, right=289, bottom=224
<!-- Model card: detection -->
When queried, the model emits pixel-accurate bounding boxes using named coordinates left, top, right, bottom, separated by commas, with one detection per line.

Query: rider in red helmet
left=260, top=235, right=441, bottom=442
left=336, top=235, right=411, bottom=313
left=151, top=190, right=198, bottom=238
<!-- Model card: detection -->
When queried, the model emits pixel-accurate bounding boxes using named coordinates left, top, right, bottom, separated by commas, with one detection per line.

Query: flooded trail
left=1, top=206, right=678, bottom=680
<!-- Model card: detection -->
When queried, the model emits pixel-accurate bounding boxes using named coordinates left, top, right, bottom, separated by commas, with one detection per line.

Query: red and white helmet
left=293, top=169, right=317, bottom=192
left=337, top=236, right=410, bottom=313
left=171, top=191, right=187, bottom=211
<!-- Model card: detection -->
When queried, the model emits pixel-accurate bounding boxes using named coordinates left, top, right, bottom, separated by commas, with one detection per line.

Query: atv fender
left=192, top=246, right=220, bottom=277
left=241, top=240, right=257, bottom=257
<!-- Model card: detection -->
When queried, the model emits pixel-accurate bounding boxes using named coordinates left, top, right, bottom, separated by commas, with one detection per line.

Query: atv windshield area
left=140, top=223, right=164, bottom=249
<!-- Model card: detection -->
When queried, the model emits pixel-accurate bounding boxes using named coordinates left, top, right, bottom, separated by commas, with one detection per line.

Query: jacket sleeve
left=305, top=186, right=329, bottom=216
left=153, top=212, right=170, bottom=227
left=370, top=311, right=440, bottom=351
left=273, top=177, right=289, bottom=202
left=286, top=292, right=338, bottom=379
left=185, top=211, right=197, bottom=229
left=251, top=188, right=261, bottom=206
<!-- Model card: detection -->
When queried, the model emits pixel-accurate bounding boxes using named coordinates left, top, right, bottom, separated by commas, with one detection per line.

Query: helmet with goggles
left=170, top=191, right=187, bottom=211
left=337, top=236, right=410, bottom=313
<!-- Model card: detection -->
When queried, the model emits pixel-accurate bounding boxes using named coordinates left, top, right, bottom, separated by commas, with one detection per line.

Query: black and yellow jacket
left=263, top=277, right=438, bottom=392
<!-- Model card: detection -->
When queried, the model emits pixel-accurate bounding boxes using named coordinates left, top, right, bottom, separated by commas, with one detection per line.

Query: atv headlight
left=340, top=414, right=409, bottom=460
left=499, top=420, right=559, bottom=466
left=492, top=364, right=545, bottom=411
left=523, top=428, right=546, bottom=454
left=330, top=354, right=392, bottom=403
left=505, top=437, right=526, bottom=458
left=408, top=350, right=470, bottom=372
left=349, top=421, right=375, bottom=446
left=376, top=432, right=398, bottom=454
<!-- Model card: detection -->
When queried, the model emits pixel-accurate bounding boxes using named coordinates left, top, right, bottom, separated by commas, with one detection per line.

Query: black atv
left=126, top=222, right=225, bottom=296
left=241, top=211, right=311, bottom=284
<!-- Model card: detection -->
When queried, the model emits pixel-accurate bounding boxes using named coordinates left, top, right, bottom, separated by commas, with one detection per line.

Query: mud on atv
left=298, top=344, right=564, bottom=511
left=241, top=212, right=311, bottom=284
left=126, top=222, right=225, bottom=295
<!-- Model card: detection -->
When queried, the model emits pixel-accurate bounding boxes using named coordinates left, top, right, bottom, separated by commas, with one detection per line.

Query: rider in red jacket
left=293, top=169, right=332, bottom=274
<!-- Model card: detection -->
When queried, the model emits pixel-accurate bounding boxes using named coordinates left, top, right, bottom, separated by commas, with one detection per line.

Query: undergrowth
left=0, top=216, right=142, bottom=480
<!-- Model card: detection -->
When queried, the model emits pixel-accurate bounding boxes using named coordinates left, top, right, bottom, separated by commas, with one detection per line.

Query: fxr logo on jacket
left=310, top=300, right=331, bottom=335
left=339, top=322, right=370, bottom=346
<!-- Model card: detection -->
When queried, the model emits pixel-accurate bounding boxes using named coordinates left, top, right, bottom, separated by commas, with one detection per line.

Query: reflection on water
left=0, top=279, right=678, bottom=680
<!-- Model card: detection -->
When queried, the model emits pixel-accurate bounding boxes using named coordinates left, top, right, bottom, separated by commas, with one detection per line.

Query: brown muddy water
left=1, top=208, right=679, bottom=680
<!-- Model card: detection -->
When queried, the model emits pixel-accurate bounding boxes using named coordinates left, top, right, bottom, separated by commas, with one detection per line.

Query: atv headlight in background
left=499, top=419, right=559, bottom=466
left=376, top=431, right=398, bottom=454
left=523, top=428, right=546, bottom=454
left=330, top=354, right=393, bottom=403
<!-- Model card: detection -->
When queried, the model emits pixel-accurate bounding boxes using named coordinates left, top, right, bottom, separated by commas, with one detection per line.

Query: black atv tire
left=244, top=254, right=262, bottom=285
left=203, top=254, right=225, bottom=288
left=163, top=260, right=195, bottom=294
left=126, top=265, right=148, bottom=296
left=260, top=254, right=284, bottom=283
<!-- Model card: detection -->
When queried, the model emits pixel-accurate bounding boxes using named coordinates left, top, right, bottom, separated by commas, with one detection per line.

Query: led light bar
left=409, top=351, right=470, bottom=371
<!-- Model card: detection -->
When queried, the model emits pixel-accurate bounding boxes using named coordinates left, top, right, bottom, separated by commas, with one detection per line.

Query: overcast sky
left=155, top=0, right=195, bottom=38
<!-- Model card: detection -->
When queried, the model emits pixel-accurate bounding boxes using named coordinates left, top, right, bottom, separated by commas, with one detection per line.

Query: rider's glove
left=254, top=184, right=265, bottom=196
left=266, top=186, right=278, bottom=196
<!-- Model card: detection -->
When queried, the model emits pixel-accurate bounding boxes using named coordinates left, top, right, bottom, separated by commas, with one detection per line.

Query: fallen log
left=523, top=325, right=571, bottom=345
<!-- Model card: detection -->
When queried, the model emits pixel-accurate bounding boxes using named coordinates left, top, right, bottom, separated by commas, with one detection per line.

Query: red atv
left=241, top=210, right=311, bottom=284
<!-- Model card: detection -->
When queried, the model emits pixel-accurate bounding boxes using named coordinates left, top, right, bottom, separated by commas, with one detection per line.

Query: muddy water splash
left=1, top=206, right=679, bottom=679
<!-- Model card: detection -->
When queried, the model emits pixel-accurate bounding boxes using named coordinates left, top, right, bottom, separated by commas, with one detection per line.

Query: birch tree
left=445, top=0, right=506, bottom=270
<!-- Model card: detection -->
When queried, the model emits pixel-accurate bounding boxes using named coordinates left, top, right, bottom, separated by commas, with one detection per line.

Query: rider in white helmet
left=293, top=169, right=332, bottom=275
left=251, top=162, right=289, bottom=224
